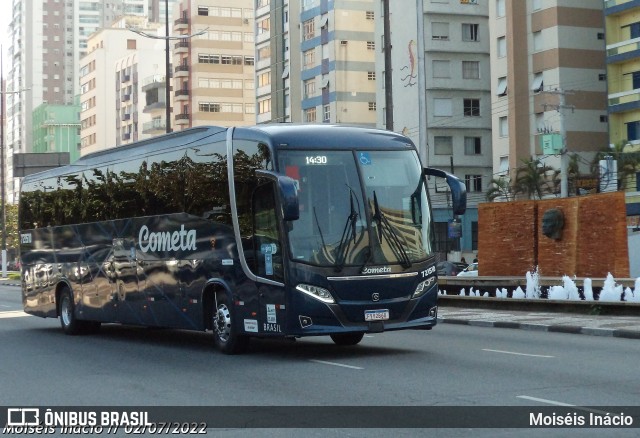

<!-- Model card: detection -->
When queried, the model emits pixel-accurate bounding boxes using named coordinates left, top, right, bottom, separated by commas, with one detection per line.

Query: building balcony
left=174, top=17, right=189, bottom=31
left=122, top=133, right=131, bottom=141
left=607, top=38, right=640, bottom=64
left=121, top=74, right=131, bottom=83
left=122, top=113, right=131, bottom=121
left=174, top=65, right=189, bottom=78
left=122, top=94, right=131, bottom=102
left=174, top=41, right=189, bottom=53
left=605, top=0, right=640, bottom=15
left=609, top=89, right=640, bottom=113
left=175, top=113, right=190, bottom=125
left=142, top=119, right=167, bottom=134
left=142, top=75, right=166, bottom=92
left=143, top=101, right=167, bottom=113
left=174, top=89, right=189, bottom=101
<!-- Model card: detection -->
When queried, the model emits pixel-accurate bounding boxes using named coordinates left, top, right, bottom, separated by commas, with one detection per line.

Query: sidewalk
left=438, top=305, right=640, bottom=340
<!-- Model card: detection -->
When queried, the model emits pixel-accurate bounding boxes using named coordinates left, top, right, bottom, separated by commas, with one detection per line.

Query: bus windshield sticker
left=260, top=243, right=277, bottom=254
left=358, top=152, right=372, bottom=165
left=222, top=259, right=234, bottom=266
left=266, top=304, right=277, bottom=324
left=244, top=319, right=258, bottom=333
left=265, top=253, right=273, bottom=275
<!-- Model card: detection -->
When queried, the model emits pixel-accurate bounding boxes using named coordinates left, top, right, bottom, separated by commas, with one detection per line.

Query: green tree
left=485, top=177, right=515, bottom=202
left=2, top=204, right=19, bottom=256
left=513, top=157, right=556, bottom=199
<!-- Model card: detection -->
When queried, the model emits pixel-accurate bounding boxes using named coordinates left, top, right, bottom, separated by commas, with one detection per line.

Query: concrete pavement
left=438, top=304, right=640, bottom=340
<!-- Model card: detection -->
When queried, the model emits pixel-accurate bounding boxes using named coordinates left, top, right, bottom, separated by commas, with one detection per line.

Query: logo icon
left=371, top=293, right=380, bottom=302
left=7, top=408, right=40, bottom=426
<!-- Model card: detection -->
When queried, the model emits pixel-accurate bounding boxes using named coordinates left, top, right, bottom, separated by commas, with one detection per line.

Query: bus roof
left=21, top=124, right=415, bottom=184
left=238, top=124, right=415, bottom=150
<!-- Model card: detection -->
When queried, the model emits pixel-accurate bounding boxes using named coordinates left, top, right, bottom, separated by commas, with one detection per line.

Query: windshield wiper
left=334, top=187, right=361, bottom=272
left=372, top=191, right=412, bottom=269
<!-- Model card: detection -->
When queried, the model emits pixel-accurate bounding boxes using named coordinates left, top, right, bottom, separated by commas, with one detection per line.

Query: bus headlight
left=296, top=284, right=335, bottom=304
left=412, top=276, right=436, bottom=298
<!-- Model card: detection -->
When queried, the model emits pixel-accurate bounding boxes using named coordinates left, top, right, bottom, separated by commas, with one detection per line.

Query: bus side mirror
left=423, top=168, right=467, bottom=215
left=255, top=170, right=300, bottom=221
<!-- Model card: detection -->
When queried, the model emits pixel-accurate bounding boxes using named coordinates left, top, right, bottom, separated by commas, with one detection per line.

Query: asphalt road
left=1, top=285, right=638, bottom=437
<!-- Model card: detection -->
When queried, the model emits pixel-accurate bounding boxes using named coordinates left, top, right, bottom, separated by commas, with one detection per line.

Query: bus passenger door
left=250, top=183, right=287, bottom=335
left=111, top=238, right=142, bottom=324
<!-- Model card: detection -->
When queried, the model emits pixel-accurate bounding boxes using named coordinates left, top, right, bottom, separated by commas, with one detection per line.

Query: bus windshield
left=279, top=149, right=433, bottom=268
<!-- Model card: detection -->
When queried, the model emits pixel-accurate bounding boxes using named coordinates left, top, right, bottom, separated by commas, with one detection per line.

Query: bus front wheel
left=212, top=294, right=249, bottom=354
left=330, top=332, right=364, bottom=346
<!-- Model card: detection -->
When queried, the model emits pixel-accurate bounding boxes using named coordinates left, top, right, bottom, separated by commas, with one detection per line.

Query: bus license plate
left=365, top=309, right=389, bottom=321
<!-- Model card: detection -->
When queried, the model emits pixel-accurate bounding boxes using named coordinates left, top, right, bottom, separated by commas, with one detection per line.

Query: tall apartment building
left=4, top=0, right=153, bottom=202
left=604, top=0, right=640, bottom=222
left=379, top=0, right=493, bottom=258
left=255, top=0, right=300, bottom=123
left=79, top=17, right=165, bottom=155
left=256, top=0, right=376, bottom=125
left=170, top=0, right=256, bottom=129
left=32, top=100, right=82, bottom=163
left=489, top=0, right=607, bottom=190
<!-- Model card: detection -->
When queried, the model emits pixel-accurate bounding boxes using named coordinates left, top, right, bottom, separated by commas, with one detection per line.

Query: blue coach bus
left=19, top=125, right=465, bottom=354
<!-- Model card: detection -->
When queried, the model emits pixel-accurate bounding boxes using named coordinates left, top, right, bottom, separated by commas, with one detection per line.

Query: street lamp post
left=0, top=47, right=29, bottom=278
left=129, top=1, right=206, bottom=134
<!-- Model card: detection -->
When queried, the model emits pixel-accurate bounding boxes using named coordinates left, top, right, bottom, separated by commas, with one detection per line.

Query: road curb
left=437, top=317, right=640, bottom=340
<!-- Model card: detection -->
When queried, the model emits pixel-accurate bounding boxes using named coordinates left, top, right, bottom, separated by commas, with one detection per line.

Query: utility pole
left=543, top=88, right=574, bottom=198
left=164, top=0, right=171, bottom=133
left=382, top=0, right=393, bottom=131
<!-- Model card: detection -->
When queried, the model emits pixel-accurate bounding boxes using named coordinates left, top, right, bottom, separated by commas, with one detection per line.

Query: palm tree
left=513, top=157, right=556, bottom=199
left=485, top=176, right=515, bottom=202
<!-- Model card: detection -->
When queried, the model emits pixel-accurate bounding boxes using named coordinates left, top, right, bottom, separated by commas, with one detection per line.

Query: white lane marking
left=310, top=359, right=364, bottom=370
left=0, top=310, right=30, bottom=319
left=364, top=335, right=375, bottom=338
left=0, top=304, right=10, bottom=308
left=517, top=396, right=611, bottom=416
left=483, top=348, right=554, bottom=358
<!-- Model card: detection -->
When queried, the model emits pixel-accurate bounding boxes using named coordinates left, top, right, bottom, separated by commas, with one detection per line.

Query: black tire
left=212, top=293, right=249, bottom=354
left=59, top=287, right=82, bottom=335
left=330, top=332, right=364, bottom=346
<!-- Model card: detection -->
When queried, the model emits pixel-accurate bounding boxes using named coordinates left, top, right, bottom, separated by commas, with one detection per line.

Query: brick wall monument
left=478, top=191, right=629, bottom=278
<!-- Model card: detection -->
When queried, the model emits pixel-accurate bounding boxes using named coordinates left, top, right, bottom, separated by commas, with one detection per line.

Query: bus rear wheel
left=330, top=332, right=364, bottom=346
left=59, top=287, right=82, bottom=335
left=212, top=294, right=249, bottom=354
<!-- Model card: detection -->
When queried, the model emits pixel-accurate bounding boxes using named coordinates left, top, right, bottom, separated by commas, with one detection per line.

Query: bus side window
left=251, top=183, right=283, bottom=281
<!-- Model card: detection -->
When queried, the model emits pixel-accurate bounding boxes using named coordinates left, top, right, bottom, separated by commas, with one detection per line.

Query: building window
left=462, top=61, right=480, bottom=79
left=258, top=72, right=271, bottom=87
left=258, top=98, right=271, bottom=114
left=497, top=76, right=507, bottom=96
left=499, top=156, right=509, bottom=175
left=532, top=0, right=542, bottom=10
left=499, top=116, right=508, bottom=137
left=462, top=23, right=479, bottom=42
left=496, top=0, right=505, bottom=18
left=368, top=102, right=376, bottom=111
left=303, top=19, right=315, bottom=40
left=368, top=71, right=376, bottom=80
left=304, top=49, right=315, bottom=68
left=626, top=121, right=640, bottom=141
left=464, top=137, right=481, bottom=155
left=434, top=98, right=452, bottom=117
left=463, top=99, right=480, bottom=117
left=532, top=72, right=544, bottom=93
left=198, top=6, right=209, bottom=16
left=305, top=107, right=317, bottom=122
left=432, top=22, right=449, bottom=40
left=533, top=31, right=543, bottom=51
left=434, top=136, right=453, bottom=155
left=433, top=60, right=450, bottom=78
left=257, top=17, right=270, bottom=34
left=367, top=41, right=375, bottom=50
left=600, top=115, right=608, bottom=123
left=599, top=73, right=607, bottom=81
left=304, top=79, right=315, bottom=98
left=497, top=36, right=506, bottom=58
left=323, top=104, right=330, bottom=122
left=465, top=175, right=482, bottom=192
